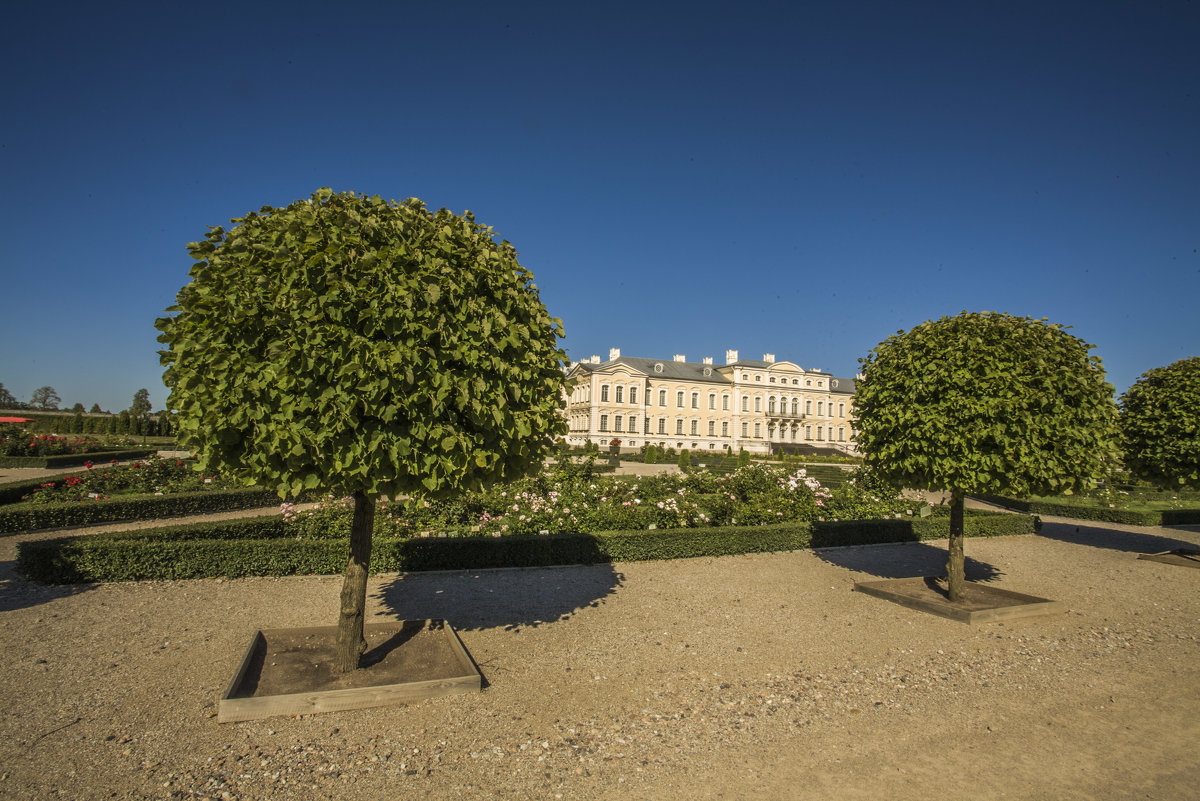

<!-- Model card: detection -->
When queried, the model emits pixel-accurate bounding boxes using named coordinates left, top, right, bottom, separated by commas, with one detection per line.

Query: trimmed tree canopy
left=853, top=311, right=1119, bottom=497
left=155, top=188, right=568, bottom=500
left=1119, top=356, right=1200, bottom=489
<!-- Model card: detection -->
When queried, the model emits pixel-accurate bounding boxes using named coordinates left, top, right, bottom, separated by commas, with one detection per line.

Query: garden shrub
left=18, top=510, right=1037, bottom=584
left=978, top=494, right=1200, bottom=526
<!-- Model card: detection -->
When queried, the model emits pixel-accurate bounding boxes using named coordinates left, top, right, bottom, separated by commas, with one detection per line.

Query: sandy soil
left=0, top=510, right=1197, bottom=800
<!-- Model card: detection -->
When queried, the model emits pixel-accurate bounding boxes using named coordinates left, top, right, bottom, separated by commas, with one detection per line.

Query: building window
left=614, top=415, right=623, bottom=432
left=791, top=427, right=797, bottom=441
left=754, top=397, right=762, bottom=413
left=722, top=421, right=729, bottom=436
left=615, top=386, right=623, bottom=404
left=630, top=386, right=638, bottom=405
left=600, top=385, right=609, bottom=402
left=805, top=426, right=812, bottom=440
left=676, top=419, right=684, bottom=435
left=691, top=392, right=699, bottom=409
left=838, top=402, right=845, bottom=417
left=742, top=373, right=749, bottom=381
left=754, top=423, right=761, bottom=438
left=838, top=427, right=845, bottom=441
left=644, top=416, right=650, bottom=433
left=755, top=375, right=761, bottom=382
left=741, top=396, right=749, bottom=412
left=708, top=393, right=716, bottom=410
left=722, top=394, right=730, bottom=410
left=817, top=426, right=824, bottom=441
left=805, top=379, right=812, bottom=387
left=629, top=416, right=637, bottom=433
left=691, top=420, right=698, bottom=436
left=768, top=397, right=776, bottom=414
left=769, top=376, right=775, bottom=383
left=792, top=379, right=799, bottom=385
left=741, top=422, right=749, bottom=437
left=677, top=391, right=684, bottom=408
left=658, top=418, right=666, bottom=434
left=791, top=399, right=798, bottom=415
left=806, top=400, right=813, bottom=415
left=817, top=401, right=823, bottom=416
left=707, top=420, right=715, bottom=436
left=599, top=415, right=609, bottom=432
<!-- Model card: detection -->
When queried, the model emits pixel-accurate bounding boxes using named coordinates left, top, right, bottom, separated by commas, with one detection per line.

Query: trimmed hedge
left=979, top=495, right=1200, bottom=527
left=0, top=472, right=83, bottom=506
left=0, top=488, right=284, bottom=535
left=17, top=509, right=1037, bottom=584
left=0, top=448, right=157, bottom=469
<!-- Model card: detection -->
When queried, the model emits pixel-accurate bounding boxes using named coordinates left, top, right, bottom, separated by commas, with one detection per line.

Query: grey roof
left=570, top=356, right=856, bottom=394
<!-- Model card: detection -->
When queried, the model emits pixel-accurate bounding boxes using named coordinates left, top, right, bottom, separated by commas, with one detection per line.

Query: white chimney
left=811, top=367, right=822, bottom=373
left=590, top=355, right=600, bottom=364
left=702, top=356, right=713, bottom=365
left=609, top=347, right=621, bottom=361
left=725, top=349, right=739, bottom=364
left=763, top=353, right=775, bottom=363
left=673, top=354, right=686, bottom=363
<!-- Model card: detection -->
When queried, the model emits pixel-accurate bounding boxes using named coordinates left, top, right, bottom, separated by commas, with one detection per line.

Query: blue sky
left=1, top=0, right=1196, bottom=412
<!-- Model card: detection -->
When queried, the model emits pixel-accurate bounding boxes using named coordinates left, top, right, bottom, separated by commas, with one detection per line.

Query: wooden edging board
left=218, top=620, right=481, bottom=723
left=853, top=577, right=1063, bottom=624
left=1137, top=549, right=1200, bottom=569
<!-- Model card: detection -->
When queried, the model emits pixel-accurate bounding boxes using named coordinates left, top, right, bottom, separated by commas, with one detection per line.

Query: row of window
left=585, top=385, right=846, bottom=418
left=740, top=373, right=824, bottom=389
left=587, top=414, right=847, bottom=442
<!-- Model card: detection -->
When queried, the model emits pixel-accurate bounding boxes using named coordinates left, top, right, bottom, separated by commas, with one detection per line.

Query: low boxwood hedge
left=17, top=509, right=1036, bottom=584
left=978, top=495, right=1200, bottom=526
left=0, top=487, right=284, bottom=535
left=0, top=448, right=157, bottom=469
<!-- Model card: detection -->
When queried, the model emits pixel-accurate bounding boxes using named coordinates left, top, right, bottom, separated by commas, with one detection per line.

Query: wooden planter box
left=1137, top=549, right=1200, bottom=569
left=854, top=577, right=1062, bottom=624
left=219, top=619, right=480, bottom=723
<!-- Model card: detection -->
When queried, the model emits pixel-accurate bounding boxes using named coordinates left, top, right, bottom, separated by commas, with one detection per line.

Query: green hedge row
left=17, top=510, right=1036, bottom=584
left=0, top=472, right=82, bottom=506
left=0, top=449, right=157, bottom=469
left=979, top=495, right=1200, bottom=526
left=0, top=487, right=284, bottom=535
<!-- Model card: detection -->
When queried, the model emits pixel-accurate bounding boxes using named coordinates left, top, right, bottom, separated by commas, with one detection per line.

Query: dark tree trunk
left=334, top=491, right=375, bottom=673
left=947, top=489, right=965, bottom=603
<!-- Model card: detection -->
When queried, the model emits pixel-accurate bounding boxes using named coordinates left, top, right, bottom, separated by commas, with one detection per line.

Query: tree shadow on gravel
left=0, top=557, right=96, bottom=612
left=371, top=563, right=625, bottom=633
left=812, top=541, right=1004, bottom=582
left=1037, top=520, right=1200, bottom=555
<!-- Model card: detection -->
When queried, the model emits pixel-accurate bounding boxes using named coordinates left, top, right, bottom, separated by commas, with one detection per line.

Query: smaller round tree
left=157, top=188, right=567, bottom=671
left=854, top=312, right=1118, bottom=601
left=1119, top=356, right=1200, bottom=489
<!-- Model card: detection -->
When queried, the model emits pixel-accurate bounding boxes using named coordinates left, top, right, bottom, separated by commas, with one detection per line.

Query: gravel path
left=0, top=513, right=1197, bottom=800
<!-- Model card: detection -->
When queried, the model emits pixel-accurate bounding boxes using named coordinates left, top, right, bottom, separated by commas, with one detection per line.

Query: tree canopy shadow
left=1036, top=520, right=1200, bottom=555
left=0, top=556, right=96, bottom=612
left=372, top=562, right=624, bottom=633
left=811, top=540, right=1004, bottom=582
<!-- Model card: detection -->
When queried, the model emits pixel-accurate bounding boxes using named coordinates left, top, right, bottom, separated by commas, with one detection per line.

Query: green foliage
left=18, top=510, right=1035, bottom=584
left=678, top=448, right=691, bottom=472
left=0, top=383, right=17, bottom=408
left=1119, top=356, right=1200, bottom=490
left=854, top=312, right=1119, bottom=496
left=30, top=386, right=60, bottom=410
left=737, top=448, right=751, bottom=468
left=644, top=444, right=659, bottom=464
left=0, top=487, right=283, bottom=535
left=130, top=388, right=152, bottom=418
left=979, top=494, right=1200, bottom=527
left=156, top=188, right=567, bottom=500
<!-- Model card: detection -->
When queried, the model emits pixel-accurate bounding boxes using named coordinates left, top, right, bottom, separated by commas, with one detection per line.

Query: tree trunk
left=334, top=491, right=375, bottom=673
left=947, top=489, right=965, bottom=603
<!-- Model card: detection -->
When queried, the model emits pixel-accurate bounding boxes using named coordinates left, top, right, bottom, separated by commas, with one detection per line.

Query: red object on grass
left=0, top=417, right=35, bottom=423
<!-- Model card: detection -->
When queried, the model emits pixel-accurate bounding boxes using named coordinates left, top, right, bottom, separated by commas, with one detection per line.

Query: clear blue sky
left=1, top=0, right=1196, bottom=412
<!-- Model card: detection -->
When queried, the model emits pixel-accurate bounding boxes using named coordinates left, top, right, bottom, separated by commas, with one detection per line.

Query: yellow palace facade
left=564, top=349, right=858, bottom=454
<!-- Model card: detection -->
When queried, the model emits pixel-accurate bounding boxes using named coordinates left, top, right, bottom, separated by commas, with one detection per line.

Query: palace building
left=564, top=348, right=858, bottom=454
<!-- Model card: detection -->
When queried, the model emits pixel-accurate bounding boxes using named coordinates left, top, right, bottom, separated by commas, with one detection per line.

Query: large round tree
left=156, top=188, right=567, bottom=671
left=853, top=311, right=1118, bottom=601
left=1119, top=356, right=1200, bottom=489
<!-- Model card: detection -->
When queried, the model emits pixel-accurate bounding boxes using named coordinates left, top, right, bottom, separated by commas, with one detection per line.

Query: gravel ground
left=0, top=513, right=1197, bottom=800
